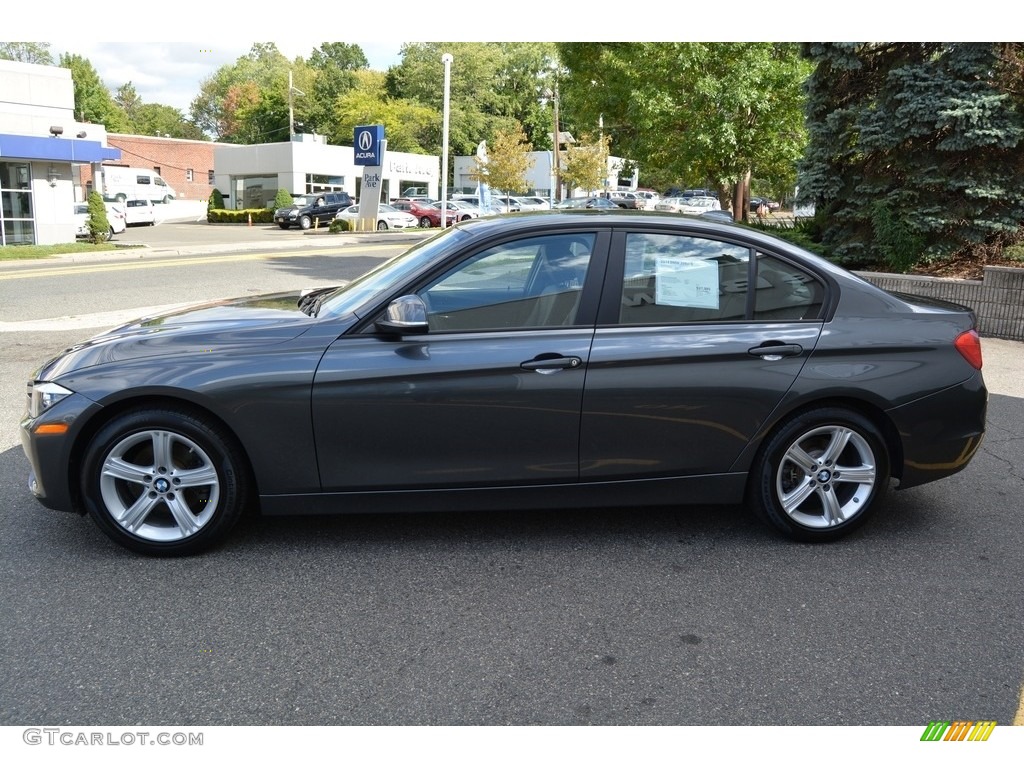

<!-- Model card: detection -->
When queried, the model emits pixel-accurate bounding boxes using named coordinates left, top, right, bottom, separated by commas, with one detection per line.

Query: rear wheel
left=80, top=407, right=249, bottom=556
left=750, top=407, right=889, bottom=542
left=419, top=216, right=432, bottom=228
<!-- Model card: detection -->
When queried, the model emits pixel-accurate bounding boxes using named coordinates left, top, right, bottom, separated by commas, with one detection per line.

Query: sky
left=45, top=41, right=405, bottom=113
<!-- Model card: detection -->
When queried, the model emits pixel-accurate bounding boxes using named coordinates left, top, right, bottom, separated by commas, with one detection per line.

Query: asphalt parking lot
left=1, top=222, right=1022, bottom=734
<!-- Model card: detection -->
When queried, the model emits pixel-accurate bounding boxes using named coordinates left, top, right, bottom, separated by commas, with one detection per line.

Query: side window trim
left=598, top=227, right=831, bottom=327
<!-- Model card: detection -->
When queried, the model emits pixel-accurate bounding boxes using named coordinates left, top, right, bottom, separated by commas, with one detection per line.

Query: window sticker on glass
left=654, top=257, right=720, bottom=309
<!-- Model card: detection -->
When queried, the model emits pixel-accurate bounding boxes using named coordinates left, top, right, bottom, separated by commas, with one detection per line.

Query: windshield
left=316, top=227, right=473, bottom=318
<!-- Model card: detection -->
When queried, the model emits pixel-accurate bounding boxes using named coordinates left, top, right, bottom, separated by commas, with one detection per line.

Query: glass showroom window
left=306, top=174, right=346, bottom=194
left=1, top=162, right=35, bottom=246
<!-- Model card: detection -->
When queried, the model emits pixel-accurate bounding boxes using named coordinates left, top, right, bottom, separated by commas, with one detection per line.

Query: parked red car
left=391, top=199, right=458, bottom=228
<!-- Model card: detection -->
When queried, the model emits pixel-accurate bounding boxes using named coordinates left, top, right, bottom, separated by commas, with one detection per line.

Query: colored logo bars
left=920, top=721, right=997, bottom=742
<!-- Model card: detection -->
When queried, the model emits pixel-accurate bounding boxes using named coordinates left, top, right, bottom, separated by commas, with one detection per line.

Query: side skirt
left=259, top=473, right=748, bottom=516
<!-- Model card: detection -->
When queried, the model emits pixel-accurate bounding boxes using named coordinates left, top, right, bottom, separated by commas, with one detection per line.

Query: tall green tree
left=59, top=53, right=129, bottom=131
left=557, top=43, right=810, bottom=210
left=0, top=42, right=54, bottom=64
left=330, top=70, right=438, bottom=153
left=386, top=42, right=557, bottom=156
left=190, top=43, right=295, bottom=143
left=799, top=43, right=1024, bottom=270
left=304, top=42, right=369, bottom=135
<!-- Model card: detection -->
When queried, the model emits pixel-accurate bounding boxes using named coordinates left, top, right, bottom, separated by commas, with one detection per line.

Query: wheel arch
left=740, top=396, right=904, bottom=489
left=66, top=394, right=260, bottom=517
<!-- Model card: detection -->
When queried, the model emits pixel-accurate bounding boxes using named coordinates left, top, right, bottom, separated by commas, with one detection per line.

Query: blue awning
left=0, top=133, right=121, bottom=163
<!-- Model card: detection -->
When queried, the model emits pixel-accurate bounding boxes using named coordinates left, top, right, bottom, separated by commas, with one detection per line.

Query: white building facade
left=0, top=60, right=121, bottom=245
left=213, top=134, right=440, bottom=208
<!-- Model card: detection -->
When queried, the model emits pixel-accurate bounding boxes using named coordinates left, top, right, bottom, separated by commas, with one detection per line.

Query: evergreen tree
left=799, top=43, right=1024, bottom=270
left=87, top=191, right=110, bottom=243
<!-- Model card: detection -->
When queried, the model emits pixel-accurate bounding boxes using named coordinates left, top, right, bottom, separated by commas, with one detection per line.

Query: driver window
left=420, top=234, right=595, bottom=331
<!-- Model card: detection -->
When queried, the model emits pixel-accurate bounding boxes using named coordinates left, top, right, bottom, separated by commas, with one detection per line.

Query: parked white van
left=99, top=167, right=177, bottom=203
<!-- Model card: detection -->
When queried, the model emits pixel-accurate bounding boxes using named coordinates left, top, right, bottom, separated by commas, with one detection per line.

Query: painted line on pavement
left=0, top=243, right=396, bottom=281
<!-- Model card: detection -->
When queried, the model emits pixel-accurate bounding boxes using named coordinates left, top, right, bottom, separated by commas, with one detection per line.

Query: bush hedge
left=207, top=208, right=274, bottom=224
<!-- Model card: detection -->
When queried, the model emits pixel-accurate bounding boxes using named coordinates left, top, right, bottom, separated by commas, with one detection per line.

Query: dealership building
left=213, top=134, right=440, bottom=209
left=0, top=59, right=121, bottom=245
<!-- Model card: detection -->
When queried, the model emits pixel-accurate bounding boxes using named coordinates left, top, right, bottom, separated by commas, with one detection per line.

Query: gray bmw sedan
left=22, top=213, right=987, bottom=555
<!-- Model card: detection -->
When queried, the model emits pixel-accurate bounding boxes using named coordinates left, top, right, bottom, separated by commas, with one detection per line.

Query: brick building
left=80, top=134, right=216, bottom=202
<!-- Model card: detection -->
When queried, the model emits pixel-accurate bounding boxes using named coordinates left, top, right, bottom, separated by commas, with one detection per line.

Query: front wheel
left=376, top=220, right=388, bottom=231
left=278, top=223, right=290, bottom=230
left=750, top=407, right=889, bottom=542
left=299, top=215, right=312, bottom=230
left=80, top=408, right=249, bottom=556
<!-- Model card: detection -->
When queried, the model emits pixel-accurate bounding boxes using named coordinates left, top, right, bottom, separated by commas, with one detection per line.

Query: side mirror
left=375, top=295, right=429, bottom=336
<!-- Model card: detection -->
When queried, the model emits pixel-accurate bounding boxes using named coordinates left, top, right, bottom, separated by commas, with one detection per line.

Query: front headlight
left=27, top=382, right=73, bottom=419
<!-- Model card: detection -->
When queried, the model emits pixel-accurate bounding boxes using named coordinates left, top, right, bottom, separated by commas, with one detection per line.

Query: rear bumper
left=888, top=370, right=988, bottom=489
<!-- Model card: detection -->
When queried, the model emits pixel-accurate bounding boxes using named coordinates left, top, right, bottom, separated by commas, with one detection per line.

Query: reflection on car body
left=22, top=212, right=987, bottom=555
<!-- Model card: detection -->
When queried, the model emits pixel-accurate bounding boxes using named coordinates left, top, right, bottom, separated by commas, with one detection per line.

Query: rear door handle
left=521, top=355, right=583, bottom=373
left=748, top=343, right=803, bottom=361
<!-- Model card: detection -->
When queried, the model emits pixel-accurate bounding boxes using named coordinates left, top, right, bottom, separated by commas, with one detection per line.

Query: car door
left=312, top=230, right=610, bottom=491
left=579, top=228, right=827, bottom=482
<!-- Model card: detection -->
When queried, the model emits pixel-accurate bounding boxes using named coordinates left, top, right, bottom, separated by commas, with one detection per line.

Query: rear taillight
left=954, top=329, right=983, bottom=370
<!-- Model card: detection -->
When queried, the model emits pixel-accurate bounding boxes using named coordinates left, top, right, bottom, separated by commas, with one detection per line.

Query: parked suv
left=274, top=192, right=353, bottom=230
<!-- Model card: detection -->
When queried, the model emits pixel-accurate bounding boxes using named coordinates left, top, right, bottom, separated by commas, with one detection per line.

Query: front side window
left=420, top=234, right=596, bottom=332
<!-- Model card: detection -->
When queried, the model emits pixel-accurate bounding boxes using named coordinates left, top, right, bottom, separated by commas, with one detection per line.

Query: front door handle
left=521, top=355, right=583, bottom=374
left=748, top=343, right=803, bottom=361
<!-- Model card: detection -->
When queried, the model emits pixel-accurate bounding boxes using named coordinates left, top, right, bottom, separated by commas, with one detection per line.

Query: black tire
left=750, top=407, right=889, bottom=542
left=278, top=223, right=290, bottom=230
left=419, top=216, right=433, bottom=228
left=376, top=220, right=388, bottom=231
left=115, top=193, right=127, bottom=202
left=163, top=195, right=172, bottom=204
left=79, top=407, right=249, bottom=556
left=299, top=215, right=312, bottom=230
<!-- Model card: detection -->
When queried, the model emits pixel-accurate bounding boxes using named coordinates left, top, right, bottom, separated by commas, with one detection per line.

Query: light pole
left=552, top=78, right=561, bottom=203
left=441, top=53, right=453, bottom=229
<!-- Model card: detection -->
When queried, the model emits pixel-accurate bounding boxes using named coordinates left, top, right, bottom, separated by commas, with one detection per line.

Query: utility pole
left=288, top=70, right=304, bottom=140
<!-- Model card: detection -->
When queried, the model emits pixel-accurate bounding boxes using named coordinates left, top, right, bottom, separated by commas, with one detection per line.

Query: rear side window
left=753, top=253, right=825, bottom=321
left=137, top=176, right=151, bottom=185
left=619, top=233, right=750, bottom=324
left=616, top=233, right=826, bottom=324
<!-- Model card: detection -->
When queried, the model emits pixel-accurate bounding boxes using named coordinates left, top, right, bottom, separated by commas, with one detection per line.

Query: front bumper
left=20, top=392, right=101, bottom=514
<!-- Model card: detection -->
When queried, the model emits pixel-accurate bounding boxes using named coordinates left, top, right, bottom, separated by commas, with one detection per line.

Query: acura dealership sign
left=354, top=125, right=385, bottom=166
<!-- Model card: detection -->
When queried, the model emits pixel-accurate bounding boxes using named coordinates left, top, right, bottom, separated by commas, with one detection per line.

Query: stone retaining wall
left=857, top=266, right=1024, bottom=341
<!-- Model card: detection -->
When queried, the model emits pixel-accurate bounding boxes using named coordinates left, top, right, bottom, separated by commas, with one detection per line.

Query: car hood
left=37, top=290, right=326, bottom=380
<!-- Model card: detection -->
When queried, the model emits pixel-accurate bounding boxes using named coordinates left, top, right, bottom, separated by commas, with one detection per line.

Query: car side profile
left=22, top=213, right=987, bottom=556
left=274, top=192, right=354, bottom=230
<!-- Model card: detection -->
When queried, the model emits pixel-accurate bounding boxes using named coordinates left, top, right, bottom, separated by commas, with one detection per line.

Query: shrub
left=1006, top=244, right=1024, bottom=263
left=206, top=208, right=274, bottom=224
left=329, top=218, right=351, bottom=233
left=208, top=189, right=224, bottom=211
left=87, top=191, right=110, bottom=243
left=274, top=188, right=294, bottom=209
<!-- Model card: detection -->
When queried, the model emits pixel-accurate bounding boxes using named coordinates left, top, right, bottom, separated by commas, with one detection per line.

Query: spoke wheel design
left=775, top=425, right=876, bottom=529
left=99, top=429, right=220, bottom=542
left=82, top=408, right=248, bottom=556
left=751, top=407, right=889, bottom=542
